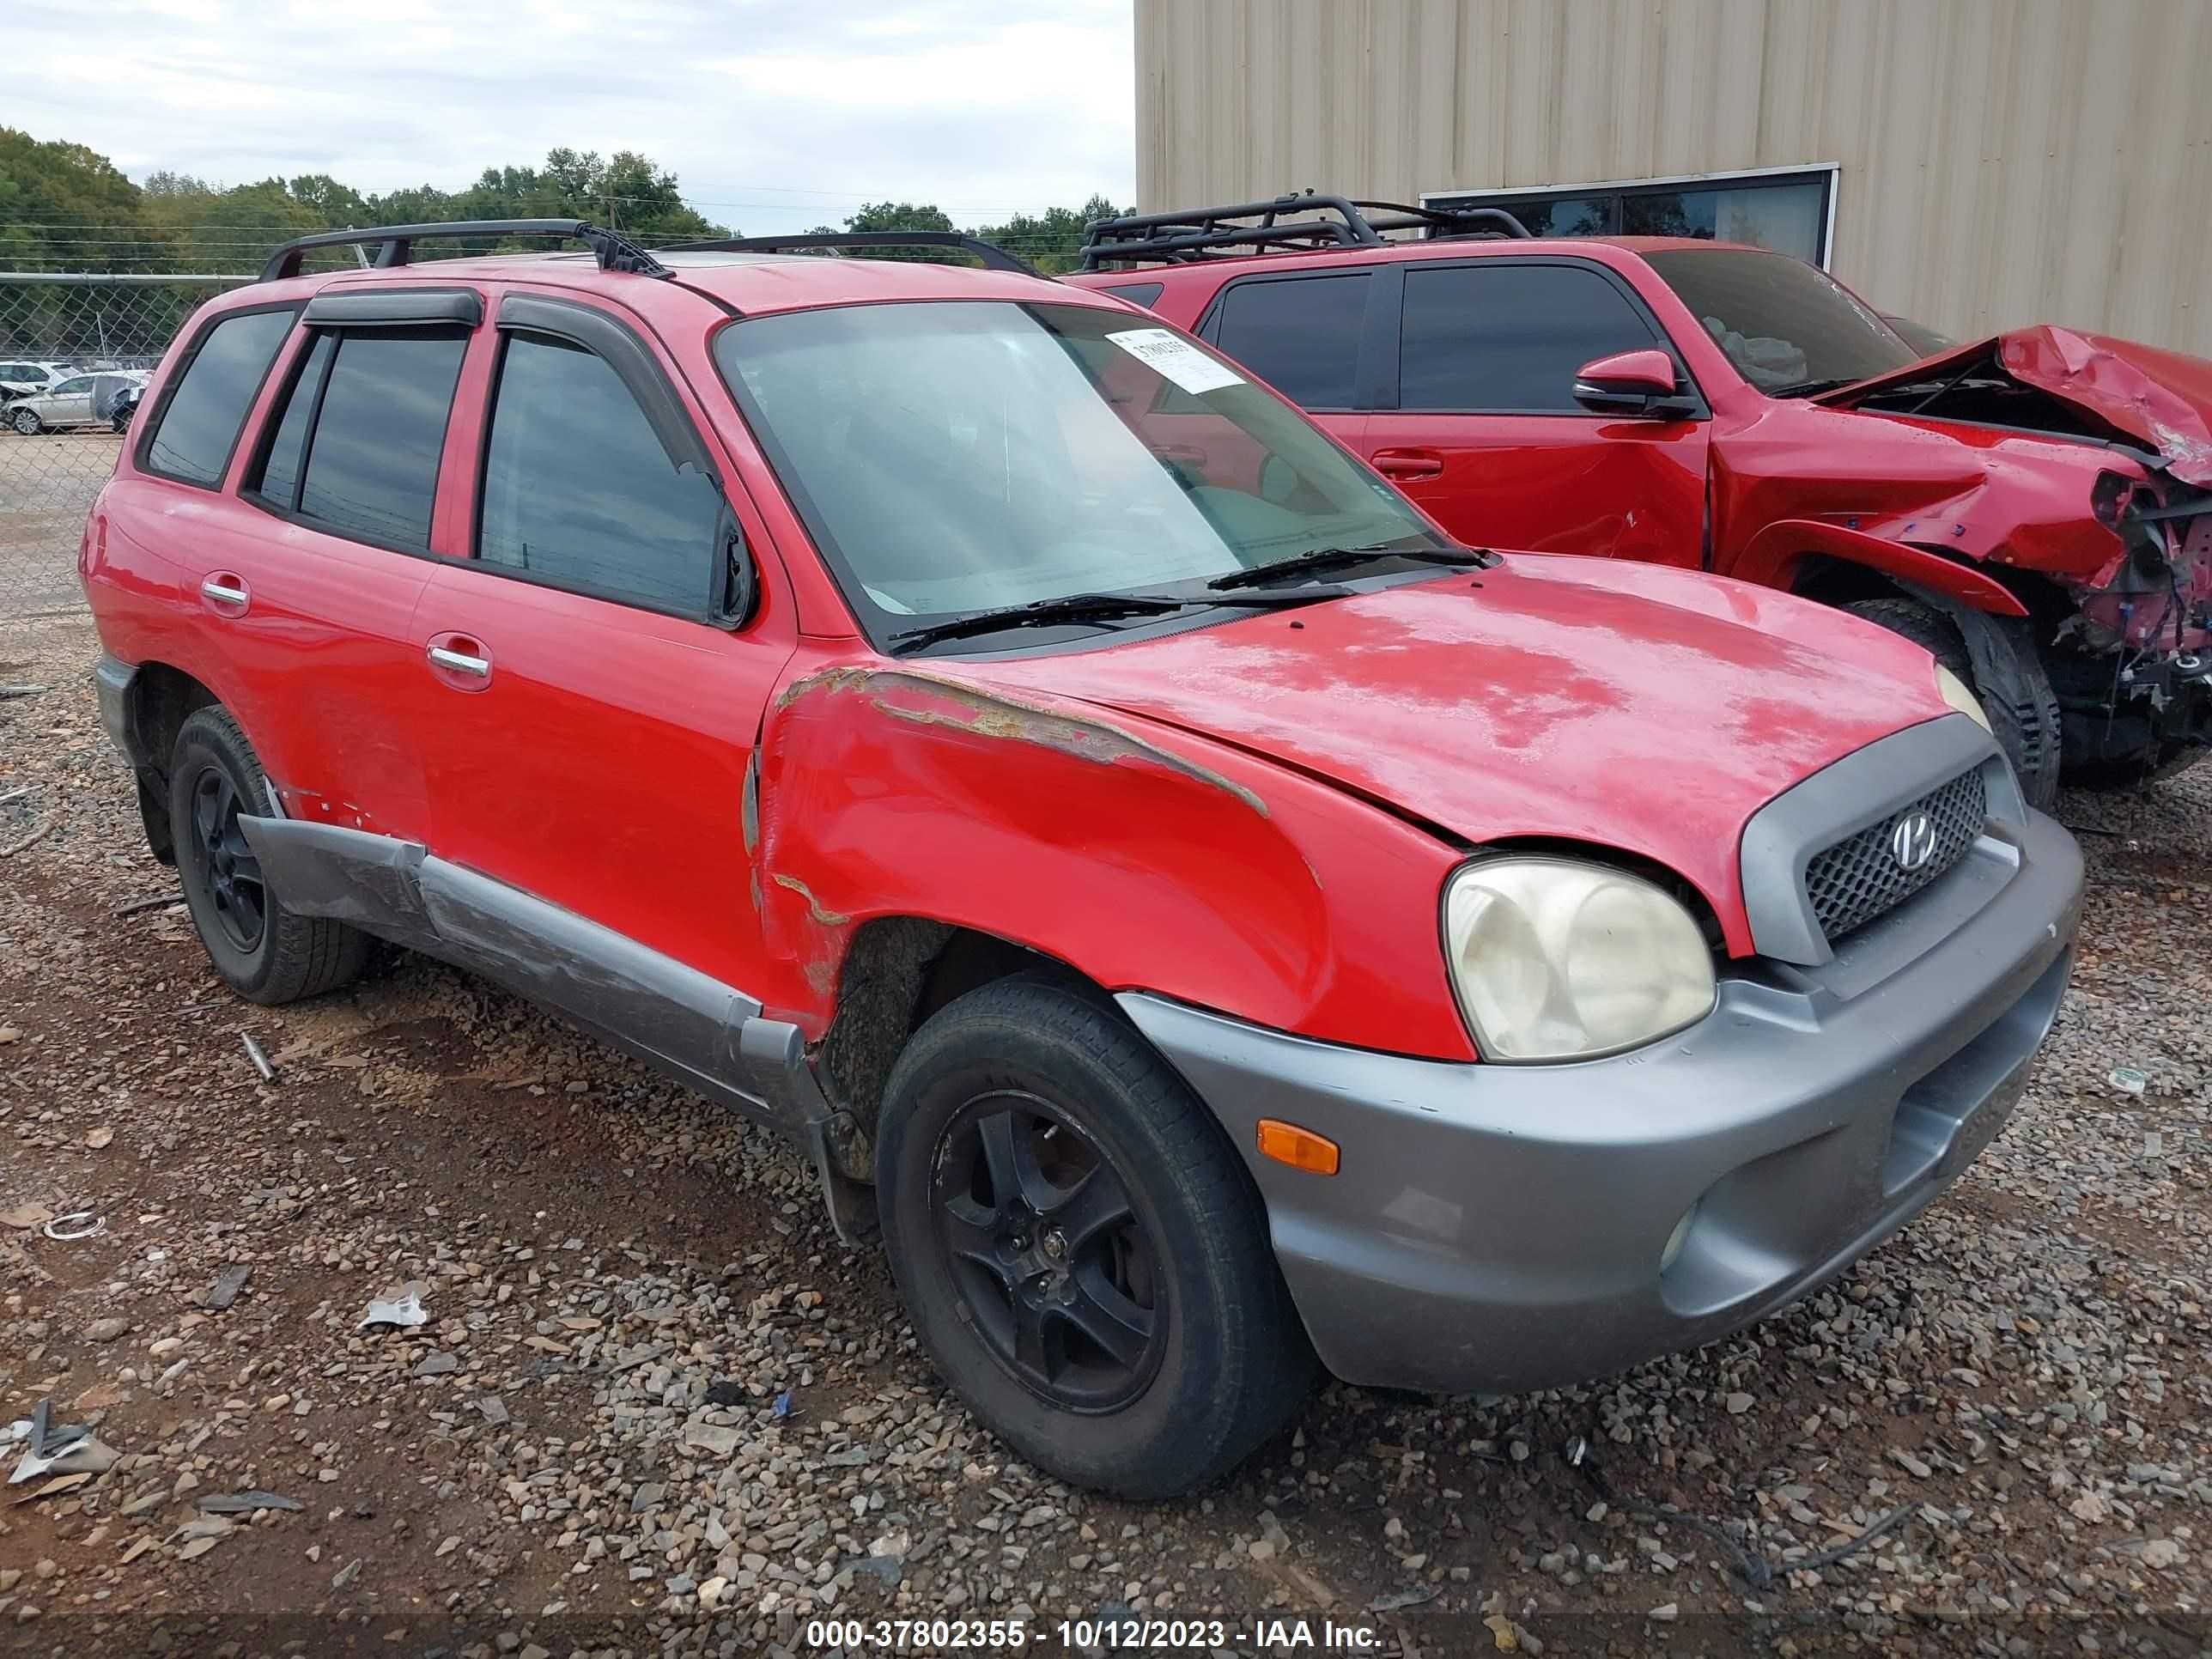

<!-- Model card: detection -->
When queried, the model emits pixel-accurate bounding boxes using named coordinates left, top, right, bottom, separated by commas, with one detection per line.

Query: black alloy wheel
left=186, top=763, right=266, bottom=952
left=931, top=1088, right=1164, bottom=1411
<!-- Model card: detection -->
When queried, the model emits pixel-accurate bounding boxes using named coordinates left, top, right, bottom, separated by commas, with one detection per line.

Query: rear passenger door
left=143, top=295, right=467, bottom=836
left=410, top=290, right=794, bottom=996
left=1358, top=259, right=1709, bottom=565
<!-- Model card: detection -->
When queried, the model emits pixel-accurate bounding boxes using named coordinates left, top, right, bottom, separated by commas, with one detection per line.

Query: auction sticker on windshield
left=1106, top=327, right=1246, bottom=394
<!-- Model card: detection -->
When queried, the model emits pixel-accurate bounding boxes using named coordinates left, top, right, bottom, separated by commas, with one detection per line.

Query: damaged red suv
left=1070, top=194, right=2212, bottom=805
left=83, top=222, right=2080, bottom=1498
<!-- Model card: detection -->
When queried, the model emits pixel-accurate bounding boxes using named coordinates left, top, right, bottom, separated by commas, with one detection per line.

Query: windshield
left=1644, top=248, right=1918, bottom=394
left=714, top=301, right=1441, bottom=637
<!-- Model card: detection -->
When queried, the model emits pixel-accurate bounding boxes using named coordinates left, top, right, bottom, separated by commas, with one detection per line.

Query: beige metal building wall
left=1135, top=0, right=2212, bottom=356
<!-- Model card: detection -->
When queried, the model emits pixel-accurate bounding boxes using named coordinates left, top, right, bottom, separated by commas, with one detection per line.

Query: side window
left=1398, top=264, right=1659, bottom=412
left=250, top=334, right=335, bottom=512
left=52, top=376, right=94, bottom=395
left=1100, top=282, right=1164, bottom=309
left=142, top=307, right=295, bottom=486
left=1211, top=274, right=1370, bottom=410
left=476, top=333, right=724, bottom=614
left=248, top=328, right=466, bottom=550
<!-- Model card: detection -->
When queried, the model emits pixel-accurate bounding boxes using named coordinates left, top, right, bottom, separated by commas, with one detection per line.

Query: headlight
left=1443, top=858, right=1716, bottom=1061
left=1936, top=664, right=1991, bottom=732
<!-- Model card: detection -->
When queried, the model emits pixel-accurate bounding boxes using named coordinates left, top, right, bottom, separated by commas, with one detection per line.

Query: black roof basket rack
left=1078, top=191, right=1531, bottom=270
left=259, top=219, right=672, bottom=283
left=661, top=231, right=1041, bottom=277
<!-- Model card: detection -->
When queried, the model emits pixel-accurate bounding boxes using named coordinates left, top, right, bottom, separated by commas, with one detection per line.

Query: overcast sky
left=11, top=0, right=1135, bottom=234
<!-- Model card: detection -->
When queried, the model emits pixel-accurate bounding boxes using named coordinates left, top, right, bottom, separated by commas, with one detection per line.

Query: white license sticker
left=1105, top=327, right=1245, bottom=394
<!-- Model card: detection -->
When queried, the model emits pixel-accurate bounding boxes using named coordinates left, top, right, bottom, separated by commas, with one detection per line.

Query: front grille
left=1803, top=769, right=1987, bottom=943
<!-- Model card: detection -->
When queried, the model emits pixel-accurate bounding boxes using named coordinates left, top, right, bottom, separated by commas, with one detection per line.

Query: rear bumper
left=94, top=653, right=140, bottom=763
left=1121, top=809, right=2082, bottom=1395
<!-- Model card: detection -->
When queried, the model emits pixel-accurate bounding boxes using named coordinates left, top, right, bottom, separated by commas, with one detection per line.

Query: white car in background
left=6, top=369, right=149, bottom=434
left=0, top=360, right=70, bottom=403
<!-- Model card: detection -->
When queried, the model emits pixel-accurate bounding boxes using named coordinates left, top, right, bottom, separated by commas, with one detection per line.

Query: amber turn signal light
left=1255, top=1118, right=1340, bottom=1176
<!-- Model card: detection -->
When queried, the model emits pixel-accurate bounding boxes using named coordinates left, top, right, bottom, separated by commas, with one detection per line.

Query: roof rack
left=259, top=220, right=672, bottom=283
left=1077, top=191, right=1532, bottom=269
left=662, top=231, right=1040, bottom=277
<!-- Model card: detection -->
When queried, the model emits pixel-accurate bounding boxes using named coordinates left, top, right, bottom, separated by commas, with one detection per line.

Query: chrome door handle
left=427, top=645, right=490, bottom=678
left=200, top=577, right=249, bottom=605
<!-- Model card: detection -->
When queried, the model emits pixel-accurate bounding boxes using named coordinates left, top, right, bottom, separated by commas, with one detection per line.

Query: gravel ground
left=2, top=611, right=2208, bottom=1658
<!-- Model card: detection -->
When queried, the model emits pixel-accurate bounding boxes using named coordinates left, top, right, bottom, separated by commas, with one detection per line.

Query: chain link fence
left=0, top=273, right=252, bottom=617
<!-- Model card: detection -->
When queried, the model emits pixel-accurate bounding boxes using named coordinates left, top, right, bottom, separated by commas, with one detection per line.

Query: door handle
left=1371, top=449, right=1444, bottom=482
left=427, top=644, right=491, bottom=678
left=199, top=573, right=250, bottom=611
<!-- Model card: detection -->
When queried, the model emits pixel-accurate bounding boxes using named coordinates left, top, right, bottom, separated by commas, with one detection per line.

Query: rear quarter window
left=141, top=307, right=296, bottom=487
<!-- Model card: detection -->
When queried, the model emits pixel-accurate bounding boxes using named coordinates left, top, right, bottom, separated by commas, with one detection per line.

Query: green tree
left=975, top=193, right=1127, bottom=273
left=843, top=201, right=957, bottom=235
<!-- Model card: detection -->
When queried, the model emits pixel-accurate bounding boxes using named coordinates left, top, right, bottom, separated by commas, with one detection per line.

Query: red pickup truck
left=1068, top=194, right=2212, bottom=805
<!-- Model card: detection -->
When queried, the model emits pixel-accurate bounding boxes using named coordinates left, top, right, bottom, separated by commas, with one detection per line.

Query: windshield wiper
left=1765, top=375, right=1863, bottom=398
left=1207, top=543, right=1496, bottom=592
left=887, top=588, right=1343, bottom=654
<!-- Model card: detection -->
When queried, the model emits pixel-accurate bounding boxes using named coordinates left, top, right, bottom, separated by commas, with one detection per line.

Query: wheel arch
left=1741, top=519, right=2030, bottom=617
left=111, top=659, right=222, bottom=864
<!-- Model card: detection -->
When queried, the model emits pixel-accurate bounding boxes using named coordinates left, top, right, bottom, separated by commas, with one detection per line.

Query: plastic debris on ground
left=356, top=1284, right=428, bottom=1331
left=42, top=1212, right=104, bottom=1241
left=772, top=1389, right=794, bottom=1419
left=2109, top=1065, right=2148, bottom=1096
left=204, top=1263, right=252, bottom=1310
left=9, top=1399, right=118, bottom=1486
left=197, top=1490, right=301, bottom=1514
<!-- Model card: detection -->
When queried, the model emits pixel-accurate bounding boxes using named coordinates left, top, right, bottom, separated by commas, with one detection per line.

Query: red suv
left=84, top=219, right=2080, bottom=1498
left=1068, top=194, right=2212, bottom=805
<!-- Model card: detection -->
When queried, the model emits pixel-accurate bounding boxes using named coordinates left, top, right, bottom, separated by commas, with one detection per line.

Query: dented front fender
left=746, top=655, right=1479, bottom=1061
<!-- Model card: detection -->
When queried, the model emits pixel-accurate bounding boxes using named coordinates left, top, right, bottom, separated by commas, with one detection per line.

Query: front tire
left=10, top=407, right=40, bottom=436
left=876, top=977, right=1315, bottom=1498
left=1847, top=596, right=2062, bottom=809
left=169, top=706, right=370, bottom=1005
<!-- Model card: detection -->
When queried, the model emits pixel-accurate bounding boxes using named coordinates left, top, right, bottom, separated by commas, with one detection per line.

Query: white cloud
left=9, top=0, right=1134, bottom=233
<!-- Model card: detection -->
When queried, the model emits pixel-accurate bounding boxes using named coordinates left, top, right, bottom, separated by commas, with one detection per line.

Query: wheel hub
left=930, top=1091, right=1164, bottom=1412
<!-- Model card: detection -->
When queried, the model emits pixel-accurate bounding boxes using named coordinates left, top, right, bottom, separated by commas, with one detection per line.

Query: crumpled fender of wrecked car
left=744, top=654, right=1482, bottom=1062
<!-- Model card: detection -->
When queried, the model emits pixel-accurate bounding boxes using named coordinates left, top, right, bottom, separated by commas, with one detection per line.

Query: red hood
left=957, top=556, right=1951, bottom=945
left=1819, top=325, right=2212, bottom=487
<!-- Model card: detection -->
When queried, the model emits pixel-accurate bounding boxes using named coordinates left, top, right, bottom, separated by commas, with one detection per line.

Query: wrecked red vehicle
left=83, top=222, right=2080, bottom=1498
left=1071, top=196, right=2212, bottom=802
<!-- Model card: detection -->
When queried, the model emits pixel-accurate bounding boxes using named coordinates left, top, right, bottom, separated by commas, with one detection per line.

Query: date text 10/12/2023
left=801, top=1615, right=1388, bottom=1650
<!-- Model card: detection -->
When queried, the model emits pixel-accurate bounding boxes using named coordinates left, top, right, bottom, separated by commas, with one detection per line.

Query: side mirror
left=1573, top=349, right=1694, bottom=418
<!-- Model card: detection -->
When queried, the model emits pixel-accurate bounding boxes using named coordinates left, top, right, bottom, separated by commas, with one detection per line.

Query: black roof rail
left=1077, top=191, right=1532, bottom=270
left=259, top=220, right=672, bottom=283
left=661, top=231, right=1041, bottom=277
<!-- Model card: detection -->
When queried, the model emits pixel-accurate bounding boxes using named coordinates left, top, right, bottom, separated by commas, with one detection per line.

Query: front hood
left=962, top=556, right=1950, bottom=940
left=1819, top=325, right=2212, bottom=487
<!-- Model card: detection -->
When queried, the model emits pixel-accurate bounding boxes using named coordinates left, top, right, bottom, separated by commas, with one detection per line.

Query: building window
left=1424, top=166, right=1837, bottom=269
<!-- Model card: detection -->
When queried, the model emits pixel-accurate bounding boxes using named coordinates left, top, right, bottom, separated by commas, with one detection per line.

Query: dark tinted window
left=295, top=330, right=466, bottom=549
left=1644, top=248, right=1917, bottom=392
left=1100, top=282, right=1164, bottom=309
left=1398, top=264, right=1656, bottom=411
left=477, top=335, right=722, bottom=612
left=143, top=307, right=295, bottom=485
left=251, top=333, right=335, bottom=511
left=1212, top=274, right=1370, bottom=409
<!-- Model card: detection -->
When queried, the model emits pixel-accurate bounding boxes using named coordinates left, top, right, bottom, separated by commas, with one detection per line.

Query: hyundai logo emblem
left=1890, top=809, right=1937, bottom=872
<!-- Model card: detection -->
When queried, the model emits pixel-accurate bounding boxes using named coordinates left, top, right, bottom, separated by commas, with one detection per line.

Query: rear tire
left=876, top=976, right=1316, bottom=1499
left=1847, top=596, right=2062, bottom=810
left=169, top=706, right=371, bottom=1006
